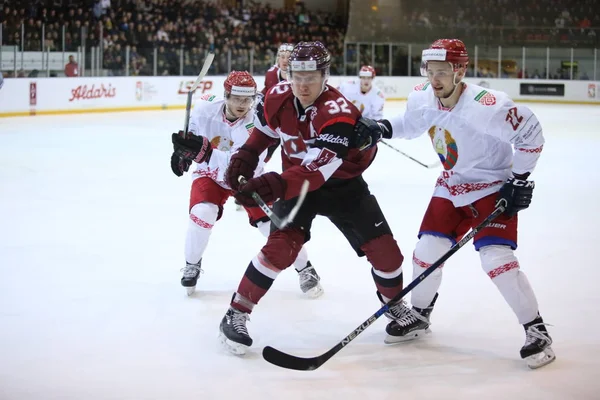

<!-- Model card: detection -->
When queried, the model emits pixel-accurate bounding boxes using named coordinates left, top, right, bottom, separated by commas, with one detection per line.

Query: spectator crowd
left=1, top=0, right=598, bottom=79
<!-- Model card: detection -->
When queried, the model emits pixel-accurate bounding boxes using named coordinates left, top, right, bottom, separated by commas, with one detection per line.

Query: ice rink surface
left=1, top=101, right=599, bottom=399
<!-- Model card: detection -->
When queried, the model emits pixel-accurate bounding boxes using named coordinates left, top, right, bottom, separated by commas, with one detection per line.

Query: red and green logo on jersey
left=200, top=94, right=216, bottom=102
left=474, top=90, right=496, bottom=106
left=414, top=82, right=430, bottom=91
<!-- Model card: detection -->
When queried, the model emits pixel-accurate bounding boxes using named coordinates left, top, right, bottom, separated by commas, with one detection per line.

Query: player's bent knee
left=361, top=234, right=404, bottom=273
left=414, top=234, right=453, bottom=264
left=189, top=202, right=219, bottom=229
left=479, top=244, right=520, bottom=279
left=260, top=228, right=304, bottom=270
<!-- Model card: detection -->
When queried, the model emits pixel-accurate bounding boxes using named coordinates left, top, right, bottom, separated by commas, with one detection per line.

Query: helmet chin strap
left=441, top=72, right=462, bottom=99
left=224, top=103, right=242, bottom=121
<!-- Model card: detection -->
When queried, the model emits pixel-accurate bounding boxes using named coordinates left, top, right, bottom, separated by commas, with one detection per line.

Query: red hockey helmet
left=359, top=65, right=376, bottom=78
left=289, top=41, right=331, bottom=75
left=420, top=39, right=469, bottom=76
left=223, top=70, right=257, bottom=96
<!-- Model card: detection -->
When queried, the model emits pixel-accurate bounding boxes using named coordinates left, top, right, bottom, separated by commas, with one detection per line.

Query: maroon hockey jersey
left=261, top=65, right=284, bottom=96
left=246, top=82, right=377, bottom=199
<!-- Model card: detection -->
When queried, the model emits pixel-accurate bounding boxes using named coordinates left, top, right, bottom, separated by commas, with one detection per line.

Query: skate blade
left=303, top=284, right=324, bottom=299
left=384, top=328, right=431, bottom=344
left=525, top=346, right=556, bottom=369
left=185, top=286, right=196, bottom=296
left=219, top=332, right=249, bottom=356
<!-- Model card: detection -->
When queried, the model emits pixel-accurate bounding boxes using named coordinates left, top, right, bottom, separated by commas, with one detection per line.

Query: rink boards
left=0, top=75, right=598, bottom=117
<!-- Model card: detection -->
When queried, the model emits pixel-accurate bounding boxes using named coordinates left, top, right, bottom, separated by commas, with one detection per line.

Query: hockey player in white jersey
left=338, top=65, right=385, bottom=120
left=170, top=71, right=323, bottom=298
left=355, top=39, right=554, bottom=369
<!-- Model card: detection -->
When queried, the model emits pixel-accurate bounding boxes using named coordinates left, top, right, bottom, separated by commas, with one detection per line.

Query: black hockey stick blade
left=262, top=345, right=334, bottom=371
left=262, top=205, right=506, bottom=371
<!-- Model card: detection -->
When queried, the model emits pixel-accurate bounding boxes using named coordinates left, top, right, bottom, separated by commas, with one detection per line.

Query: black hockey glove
left=496, top=176, right=535, bottom=217
left=225, top=145, right=260, bottom=191
left=353, top=117, right=392, bottom=151
left=172, top=130, right=213, bottom=164
left=170, top=152, right=191, bottom=177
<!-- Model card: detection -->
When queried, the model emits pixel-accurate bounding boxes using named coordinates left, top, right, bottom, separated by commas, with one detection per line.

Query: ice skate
left=376, top=291, right=412, bottom=321
left=219, top=307, right=252, bottom=355
left=297, top=263, right=324, bottom=298
left=181, top=260, right=202, bottom=296
left=384, top=293, right=438, bottom=344
left=521, top=317, right=556, bottom=369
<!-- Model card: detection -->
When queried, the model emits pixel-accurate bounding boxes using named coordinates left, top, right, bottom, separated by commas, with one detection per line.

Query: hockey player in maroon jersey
left=261, top=43, right=294, bottom=97
left=260, top=43, right=294, bottom=163
left=217, top=41, right=408, bottom=355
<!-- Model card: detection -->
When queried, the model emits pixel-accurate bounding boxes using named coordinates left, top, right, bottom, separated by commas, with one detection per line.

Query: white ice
left=1, top=102, right=599, bottom=400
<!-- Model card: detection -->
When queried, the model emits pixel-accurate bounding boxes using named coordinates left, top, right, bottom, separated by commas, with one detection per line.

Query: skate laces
left=524, top=323, right=553, bottom=347
left=386, top=299, right=411, bottom=320
left=181, top=263, right=203, bottom=278
left=395, top=307, right=430, bottom=327
left=299, top=267, right=319, bottom=286
left=229, top=309, right=250, bottom=335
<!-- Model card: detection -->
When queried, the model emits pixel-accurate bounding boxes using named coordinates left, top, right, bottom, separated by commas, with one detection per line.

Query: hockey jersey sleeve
left=484, top=100, right=544, bottom=176
left=243, top=95, right=280, bottom=152
left=262, top=67, right=280, bottom=94
left=382, top=91, right=429, bottom=140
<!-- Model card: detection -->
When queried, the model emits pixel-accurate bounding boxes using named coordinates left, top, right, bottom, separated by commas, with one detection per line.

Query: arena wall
left=0, top=76, right=598, bottom=117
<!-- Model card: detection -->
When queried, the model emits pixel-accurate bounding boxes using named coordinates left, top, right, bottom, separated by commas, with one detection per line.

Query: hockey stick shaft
left=238, top=176, right=309, bottom=229
left=262, top=203, right=506, bottom=370
left=183, top=52, right=215, bottom=133
left=380, top=140, right=438, bottom=169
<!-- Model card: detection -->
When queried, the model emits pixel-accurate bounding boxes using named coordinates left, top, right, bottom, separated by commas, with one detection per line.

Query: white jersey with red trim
left=187, top=94, right=265, bottom=189
left=387, top=82, right=544, bottom=207
left=337, top=80, right=385, bottom=120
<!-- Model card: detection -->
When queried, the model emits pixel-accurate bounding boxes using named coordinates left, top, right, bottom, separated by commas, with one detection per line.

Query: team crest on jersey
left=474, top=90, right=496, bottom=106
left=428, top=126, right=458, bottom=170
left=245, top=123, right=254, bottom=135
left=414, top=82, right=430, bottom=91
left=351, top=100, right=365, bottom=113
left=200, top=94, right=216, bottom=102
left=210, top=136, right=233, bottom=150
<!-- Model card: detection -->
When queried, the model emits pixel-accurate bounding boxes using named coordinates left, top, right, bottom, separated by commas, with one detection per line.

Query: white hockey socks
left=256, top=221, right=309, bottom=272
left=185, top=202, right=219, bottom=264
left=411, top=235, right=452, bottom=309
left=479, top=245, right=539, bottom=324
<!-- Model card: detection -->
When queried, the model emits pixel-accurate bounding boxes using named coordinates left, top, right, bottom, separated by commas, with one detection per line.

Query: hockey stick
left=262, top=203, right=507, bottom=370
left=380, top=140, right=440, bottom=169
left=183, top=52, right=215, bottom=133
left=238, top=177, right=310, bottom=229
